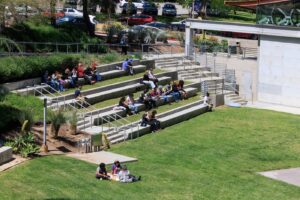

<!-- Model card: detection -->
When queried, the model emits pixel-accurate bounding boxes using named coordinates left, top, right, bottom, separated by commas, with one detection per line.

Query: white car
left=119, top=0, right=145, bottom=9
left=63, top=8, right=83, bottom=17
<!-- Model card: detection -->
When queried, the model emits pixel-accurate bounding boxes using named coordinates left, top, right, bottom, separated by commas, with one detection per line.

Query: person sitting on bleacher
left=77, top=63, right=85, bottom=79
left=142, top=72, right=156, bottom=89
left=126, top=93, right=138, bottom=114
left=122, top=59, right=134, bottom=75
left=157, top=85, right=170, bottom=104
left=140, top=110, right=160, bottom=132
left=84, top=66, right=94, bottom=85
left=116, top=96, right=132, bottom=116
left=149, top=110, right=160, bottom=132
left=177, top=80, right=187, bottom=99
left=170, top=81, right=181, bottom=102
left=71, top=67, right=78, bottom=86
left=203, top=92, right=213, bottom=112
left=138, top=90, right=156, bottom=110
left=74, top=86, right=86, bottom=106
left=147, top=68, right=158, bottom=87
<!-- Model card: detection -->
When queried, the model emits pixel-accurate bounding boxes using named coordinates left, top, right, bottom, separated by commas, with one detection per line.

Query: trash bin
left=228, top=45, right=237, bottom=54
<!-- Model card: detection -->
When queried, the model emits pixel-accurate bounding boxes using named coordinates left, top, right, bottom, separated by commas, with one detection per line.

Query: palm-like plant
left=49, top=109, right=66, bottom=138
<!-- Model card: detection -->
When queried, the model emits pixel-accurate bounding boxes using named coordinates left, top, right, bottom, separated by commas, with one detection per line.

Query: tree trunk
left=50, top=0, right=56, bottom=26
left=51, top=124, right=60, bottom=138
left=82, top=0, right=94, bottom=36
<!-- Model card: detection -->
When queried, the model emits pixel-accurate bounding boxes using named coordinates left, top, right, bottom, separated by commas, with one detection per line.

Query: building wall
left=258, top=35, right=300, bottom=107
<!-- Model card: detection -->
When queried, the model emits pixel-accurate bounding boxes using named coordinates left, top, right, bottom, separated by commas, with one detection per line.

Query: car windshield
left=164, top=4, right=175, bottom=9
left=144, top=3, right=155, bottom=7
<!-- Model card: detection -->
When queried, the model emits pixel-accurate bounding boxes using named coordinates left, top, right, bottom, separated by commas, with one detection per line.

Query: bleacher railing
left=26, top=83, right=139, bottom=145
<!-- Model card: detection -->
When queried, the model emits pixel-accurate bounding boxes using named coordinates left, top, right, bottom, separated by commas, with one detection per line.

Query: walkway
left=259, top=168, right=300, bottom=187
left=67, top=151, right=138, bottom=165
left=246, top=101, right=300, bottom=115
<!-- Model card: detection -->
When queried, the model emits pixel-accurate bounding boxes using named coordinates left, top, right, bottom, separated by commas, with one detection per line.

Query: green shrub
left=49, top=109, right=66, bottom=138
left=0, top=54, right=80, bottom=83
left=5, top=132, right=39, bottom=158
left=0, top=103, right=21, bottom=132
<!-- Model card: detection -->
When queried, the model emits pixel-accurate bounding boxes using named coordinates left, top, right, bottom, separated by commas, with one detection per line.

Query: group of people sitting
left=42, top=61, right=101, bottom=92
left=141, top=110, right=161, bottom=133
left=113, top=78, right=187, bottom=117
left=96, top=160, right=141, bottom=183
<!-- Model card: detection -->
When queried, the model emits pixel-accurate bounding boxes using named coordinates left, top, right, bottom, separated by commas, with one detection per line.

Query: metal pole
left=42, top=98, right=48, bottom=153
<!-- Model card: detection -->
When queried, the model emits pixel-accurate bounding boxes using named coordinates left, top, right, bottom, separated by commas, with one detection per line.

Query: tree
left=82, top=0, right=94, bottom=36
left=98, top=0, right=118, bottom=19
left=50, top=0, right=56, bottom=26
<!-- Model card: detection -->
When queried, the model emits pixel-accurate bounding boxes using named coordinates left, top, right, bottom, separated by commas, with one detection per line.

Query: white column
left=185, top=26, right=194, bottom=57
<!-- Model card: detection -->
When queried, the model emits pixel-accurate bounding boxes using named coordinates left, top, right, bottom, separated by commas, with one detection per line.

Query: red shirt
left=77, top=66, right=84, bottom=78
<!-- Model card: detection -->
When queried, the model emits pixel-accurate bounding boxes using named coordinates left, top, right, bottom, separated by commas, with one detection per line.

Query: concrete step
left=108, top=100, right=208, bottom=144
left=77, top=87, right=198, bottom=131
left=100, top=65, right=146, bottom=80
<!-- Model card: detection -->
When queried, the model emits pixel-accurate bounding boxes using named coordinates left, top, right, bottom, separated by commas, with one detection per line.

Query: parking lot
left=115, top=2, right=189, bottom=16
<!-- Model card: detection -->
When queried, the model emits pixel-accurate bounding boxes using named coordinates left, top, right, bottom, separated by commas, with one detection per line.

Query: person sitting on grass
left=118, top=165, right=141, bottom=183
left=96, top=163, right=111, bottom=180
left=111, top=160, right=122, bottom=176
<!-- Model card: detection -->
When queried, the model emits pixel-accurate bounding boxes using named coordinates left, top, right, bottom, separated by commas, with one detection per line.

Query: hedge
left=0, top=103, right=22, bottom=133
left=0, top=54, right=80, bottom=84
left=0, top=93, right=44, bottom=133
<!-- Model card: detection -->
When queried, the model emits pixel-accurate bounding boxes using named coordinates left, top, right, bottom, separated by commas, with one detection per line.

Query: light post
left=41, top=98, right=48, bottom=153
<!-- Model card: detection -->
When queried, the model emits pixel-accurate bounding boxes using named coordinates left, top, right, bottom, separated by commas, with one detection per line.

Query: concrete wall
left=198, top=53, right=258, bottom=102
left=0, top=146, right=13, bottom=165
left=258, top=35, right=300, bottom=107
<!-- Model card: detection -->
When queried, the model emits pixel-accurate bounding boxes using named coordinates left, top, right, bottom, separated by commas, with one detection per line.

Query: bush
left=0, top=103, right=21, bottom=132
left=0, top=54, right=80, bottom=83
left=5, top=132, right=39, bottom=158
left=0, top=93, right=44, bottom=132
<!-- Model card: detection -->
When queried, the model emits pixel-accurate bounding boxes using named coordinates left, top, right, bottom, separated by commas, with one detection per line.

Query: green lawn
left=208, top=11, right=256, bottom=24
left=1, top=108, right=300, bottom=199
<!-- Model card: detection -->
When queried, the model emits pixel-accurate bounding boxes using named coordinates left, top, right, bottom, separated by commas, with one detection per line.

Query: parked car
left=142, top=2, right=158, bottom=16
left=56, top=15, right=98, bottom=31
left=119, top=0, right=145, bottom=9
left=63, top=8, right=83, bottom=17
left=162, top=3, right=177, bottom=17
left=42, top=8, right=65, bottom=18
left=170, top=20, right=185, bottom=31
left=125, top=25, right=168, bottom=44
left=121, top=3, right=137, bottom=15
left=127, top=14, right=154, bottom=26
left=144, top=22, right=170, bottom=30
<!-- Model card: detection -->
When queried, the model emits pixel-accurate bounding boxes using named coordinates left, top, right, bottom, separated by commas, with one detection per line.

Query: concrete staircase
left=224, top=90, right=248, bottom=105
left=104, top=100, right=208, bottom=144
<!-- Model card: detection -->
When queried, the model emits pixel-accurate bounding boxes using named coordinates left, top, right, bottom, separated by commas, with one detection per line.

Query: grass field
left=1, top=107, right=300, bottom=199
left=208, top=11, right=256, bottom=24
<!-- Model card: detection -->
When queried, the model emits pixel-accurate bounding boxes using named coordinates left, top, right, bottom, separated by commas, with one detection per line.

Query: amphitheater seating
left=77, top=87, right=198, bottom=130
